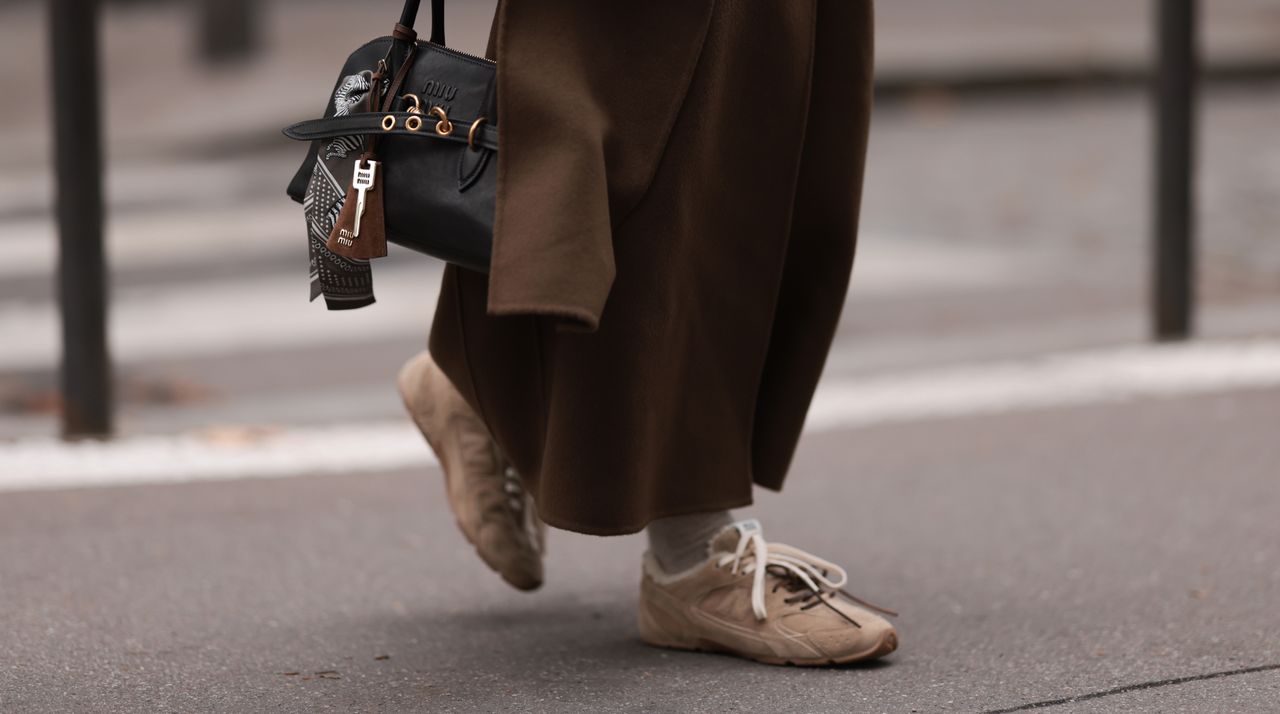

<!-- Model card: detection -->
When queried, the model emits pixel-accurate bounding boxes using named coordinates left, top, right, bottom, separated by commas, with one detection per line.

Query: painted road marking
left=2, top=338, right=1278, bottom=492
left=0, top=235, right=1024, bottom=370
left=805, top=337, right=1280, bottom=430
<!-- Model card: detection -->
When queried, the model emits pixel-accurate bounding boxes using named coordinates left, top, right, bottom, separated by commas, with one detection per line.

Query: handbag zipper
left=424, top=41, right=496, bottom=66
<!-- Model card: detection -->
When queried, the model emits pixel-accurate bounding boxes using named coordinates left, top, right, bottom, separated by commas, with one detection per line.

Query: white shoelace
left=716, top=521, right=849, bottom=621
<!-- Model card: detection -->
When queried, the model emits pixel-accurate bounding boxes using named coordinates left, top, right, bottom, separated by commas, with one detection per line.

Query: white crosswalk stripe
left=4, top=338, right=1279, bottom=492
left=0, top=233, right=1028, bottom=370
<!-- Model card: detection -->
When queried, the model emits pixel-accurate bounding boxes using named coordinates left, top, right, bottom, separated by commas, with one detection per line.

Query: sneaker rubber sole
left=639, top=628, right=898, bottom=667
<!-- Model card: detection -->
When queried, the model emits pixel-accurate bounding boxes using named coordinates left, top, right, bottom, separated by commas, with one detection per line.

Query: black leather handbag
left=283, top=0, right=496, bottom=275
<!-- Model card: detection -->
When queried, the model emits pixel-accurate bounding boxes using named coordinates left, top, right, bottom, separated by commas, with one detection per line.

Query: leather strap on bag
left=398, top=0, right=445, bottom=45
left=284, top=113, right=499, bottom=151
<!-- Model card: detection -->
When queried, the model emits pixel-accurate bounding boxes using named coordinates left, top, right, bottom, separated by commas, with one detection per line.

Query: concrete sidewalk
left=1, top=385, right=1277, bottom=712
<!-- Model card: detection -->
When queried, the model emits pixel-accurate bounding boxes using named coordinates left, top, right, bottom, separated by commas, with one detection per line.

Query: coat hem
left=535, top=492, right=756, bottom=537
left=486, top=300, right=600, bottom=333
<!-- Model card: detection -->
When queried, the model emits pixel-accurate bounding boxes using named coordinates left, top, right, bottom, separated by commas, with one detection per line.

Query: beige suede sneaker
left=638, top=519, right=898, bottom=666
left=397, top=351, right=545, bottom=591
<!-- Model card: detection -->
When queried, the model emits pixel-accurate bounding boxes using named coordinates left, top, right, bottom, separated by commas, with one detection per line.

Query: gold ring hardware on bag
left=428, top=106, right=454, bottom=136
left=405, top=115, right=423, bottom=132
left=381, top=114, right=396, bottom=131
left=402, top=93, right=423, bottom=114
left=467, top=117, right=487, bottom=151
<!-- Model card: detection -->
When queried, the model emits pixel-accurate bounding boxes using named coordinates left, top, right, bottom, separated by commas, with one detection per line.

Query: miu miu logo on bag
left=420, top=80, right=459, bottom=103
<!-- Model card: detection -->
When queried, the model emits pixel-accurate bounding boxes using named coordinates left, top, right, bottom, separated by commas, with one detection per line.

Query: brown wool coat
left=428, top=0, right=875, bottom=535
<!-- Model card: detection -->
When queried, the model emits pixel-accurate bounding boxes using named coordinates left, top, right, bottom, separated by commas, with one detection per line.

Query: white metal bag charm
left=326, top=154, right=388, bottom=261
left=350, top=159, right=378, bottom=238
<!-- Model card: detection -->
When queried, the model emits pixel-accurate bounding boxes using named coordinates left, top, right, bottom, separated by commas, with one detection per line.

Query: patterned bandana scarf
left=304, top=71, right=377, bottom=310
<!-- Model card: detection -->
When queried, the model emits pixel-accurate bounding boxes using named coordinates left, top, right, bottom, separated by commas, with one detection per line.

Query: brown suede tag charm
left=327, top=157, right=388, bottom=260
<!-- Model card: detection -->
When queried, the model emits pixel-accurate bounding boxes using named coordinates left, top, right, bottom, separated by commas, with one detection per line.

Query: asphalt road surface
left=2, top=386, right=1278, bottom=713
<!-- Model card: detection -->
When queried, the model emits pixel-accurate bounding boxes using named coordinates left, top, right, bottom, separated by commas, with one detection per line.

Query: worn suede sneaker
left=638, top=519, right=898, bottom=665
left=397, top=351, right=546, bottom=591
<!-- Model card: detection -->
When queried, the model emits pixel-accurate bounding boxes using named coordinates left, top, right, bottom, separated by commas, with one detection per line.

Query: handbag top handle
left=399, top=0, right=446, bottom=46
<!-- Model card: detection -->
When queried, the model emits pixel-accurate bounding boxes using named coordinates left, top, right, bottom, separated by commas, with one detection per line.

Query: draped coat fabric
left=428, top=0, right=875, bottom=535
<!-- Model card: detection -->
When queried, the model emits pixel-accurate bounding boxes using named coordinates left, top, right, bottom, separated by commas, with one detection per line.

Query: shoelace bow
left=717, top=530, right=898, bottom=627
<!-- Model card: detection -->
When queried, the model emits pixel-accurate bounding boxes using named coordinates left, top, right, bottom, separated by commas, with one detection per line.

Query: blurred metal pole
left=49, top=0, right=112, bottom=438
left=1153, top=0, right=1198, bottom=341
left=198, top=0, right=260, bottom=63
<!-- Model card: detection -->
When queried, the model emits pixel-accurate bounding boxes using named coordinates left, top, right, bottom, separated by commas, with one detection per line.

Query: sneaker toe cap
left=806, top=616, right=898, bottom=662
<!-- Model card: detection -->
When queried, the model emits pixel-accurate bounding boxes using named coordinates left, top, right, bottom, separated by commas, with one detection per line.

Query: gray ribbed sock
left=646, top=510, right=735, bottom=574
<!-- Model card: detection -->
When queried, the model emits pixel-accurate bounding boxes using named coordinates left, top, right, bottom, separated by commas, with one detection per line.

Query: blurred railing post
left=1153, top=0, right=1198, bottom=341
left=198, top=0, right=261, bottom=64
left=49, top=0, right=113, bottom=438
